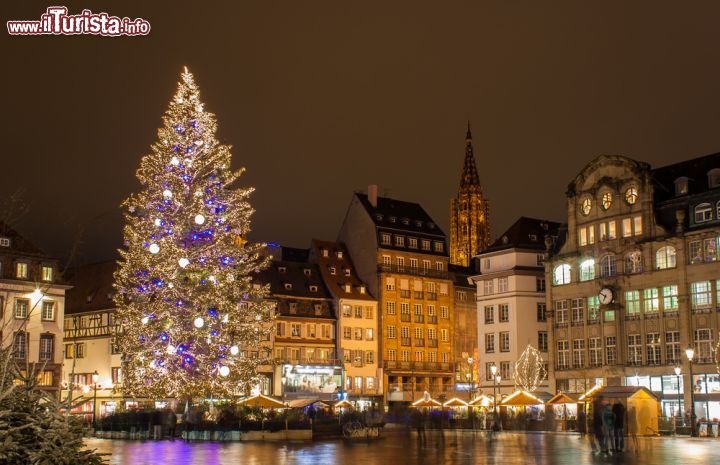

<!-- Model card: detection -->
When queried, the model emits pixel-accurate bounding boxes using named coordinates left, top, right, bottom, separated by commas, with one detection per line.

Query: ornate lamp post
left=674, top=366, right=682, bottom=434
left=685, top=347, right=697, bottom=437
left=467, top=357, right=475, bottom=401
left=91, top=370, right=99, bottom=429
left=490, top=364, right=498, bottom=419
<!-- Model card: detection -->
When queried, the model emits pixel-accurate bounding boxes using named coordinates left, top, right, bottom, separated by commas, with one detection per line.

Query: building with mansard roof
left=546, top=153, right=720, bottom=421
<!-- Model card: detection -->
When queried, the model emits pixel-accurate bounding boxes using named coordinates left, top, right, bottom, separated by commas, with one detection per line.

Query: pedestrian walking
left=591, top=398, right=604, bottom=453
left=601, top=403, right=614, bottom=454
left=577, top=409, right=586, bottom=436
left=611, top=401, right=625, bottom=452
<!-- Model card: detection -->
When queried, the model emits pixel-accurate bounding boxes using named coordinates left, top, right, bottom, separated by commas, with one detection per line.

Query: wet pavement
left=86, top=431, right=720, bottom=465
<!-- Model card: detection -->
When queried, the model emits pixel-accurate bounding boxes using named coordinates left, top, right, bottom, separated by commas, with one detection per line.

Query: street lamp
left=685, top=347, right=697, bottom=437
left=91, top=371, right=99, bottom=429
left=467, top=357, right=474, bottom=401
left=490, top=365, right=498, bottom=422
left=674, top=366, right=682, bottom=434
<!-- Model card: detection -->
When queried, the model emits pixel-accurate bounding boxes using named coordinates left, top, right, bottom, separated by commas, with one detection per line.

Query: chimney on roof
left=368, top=184, right=378, bottom=208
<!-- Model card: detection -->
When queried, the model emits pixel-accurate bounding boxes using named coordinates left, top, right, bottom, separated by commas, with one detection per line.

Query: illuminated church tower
left=450, top=122, right=491, bottom=266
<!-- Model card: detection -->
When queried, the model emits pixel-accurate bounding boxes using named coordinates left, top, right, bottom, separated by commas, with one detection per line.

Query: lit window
left=579, top=259, right=595, bottom=281
left=16, top=262, right=28, bottom=279
left=581, top=197, right=592, bottom=216
left=622, top=218, right=633, bottom=238
left=643, top=288, right=659, bottom=313
left=662, top=285, right=678, bottom=311
left=395, top=235, right=405, bottom=247
left=625, top=187, right=638, bottom=205
left=600, top=255, right=616, bottom=277
left=625, top=290, right=640, bottom=316
left=633, top=216, right=642, bottom=236
left=41, top=266, right=53, bottom=282
left=656, top=246, right=676, bottom=269
left=41, top=301, right=55, bottom=320
left=381, top=233, right=391, bottom=245
left=624, top=251, right=643, bottom=274
left=553, top=264, right=571, bottom=285
left=433, top=241, right=444, bottom=252
left=601, top=192, right=613, bottom=210
left=675, top=177, right=689, bottom=196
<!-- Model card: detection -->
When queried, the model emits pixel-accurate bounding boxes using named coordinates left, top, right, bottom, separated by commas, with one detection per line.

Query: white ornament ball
left=219, top=366, right=230, bottom=377
left=178, top=258, right=190, bottom=268
left=194, top=317, right=205, bottom=328
left=194, top=214, right=205, bottom=225
left=166, top=344, right=176, bottom=354
left=141, top=317, right=149, bottom=325
left=162, top=189, right=173, bottom=199
left=170, top=156, right=180, bottom=166
left=230, top=345, right=239, bottom=356
left=154, top=218, right=162, bottom=227
left=149, top=243, right=160, bottom=254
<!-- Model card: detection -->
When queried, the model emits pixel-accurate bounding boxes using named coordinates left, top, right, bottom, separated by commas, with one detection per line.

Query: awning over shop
left=411, top=392, right=442, bottom=408
left=286, top=398, right=330, bottom=409
left=468, top=395, right=495, bottom=408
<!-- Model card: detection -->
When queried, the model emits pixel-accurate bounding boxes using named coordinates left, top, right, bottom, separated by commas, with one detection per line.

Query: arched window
left=695, top=203, right=712, bottom=223
left=656, top=246, right=677, bottom=270
left=553, top=264, right=571, bottom=285
left=579, top=259, right=595, bottom=281
left=624, top=251, right=643, bottom=274
left=708, top=168, right=720, bottom=188
left=675, top=177, right=689, bottom=196
left=600, top=255, right=616, bottom=277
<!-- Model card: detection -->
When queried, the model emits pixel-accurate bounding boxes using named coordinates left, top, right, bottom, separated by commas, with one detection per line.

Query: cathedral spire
left=460, top=121, right=481, bottom=189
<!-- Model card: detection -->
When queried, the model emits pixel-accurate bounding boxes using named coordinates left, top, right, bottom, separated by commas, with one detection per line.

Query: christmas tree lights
left=113, top=67, right=274, bottom=400
left=513, top=344, right=547, bottom=392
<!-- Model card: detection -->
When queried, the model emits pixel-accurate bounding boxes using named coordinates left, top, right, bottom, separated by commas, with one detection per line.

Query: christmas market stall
left=499, top=390, right=548, bottom=430
left=238, top=394, right=287, bottom=410
left=580, top=385, right=660, bottom=436
left=545, top=392, right=579, bottom=431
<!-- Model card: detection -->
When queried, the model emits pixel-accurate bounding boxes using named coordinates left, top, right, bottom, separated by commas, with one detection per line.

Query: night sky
left=3, top=1, right=720, bottom=266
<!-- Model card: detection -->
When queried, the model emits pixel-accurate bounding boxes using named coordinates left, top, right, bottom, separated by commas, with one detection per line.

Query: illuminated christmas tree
left=513, top=344, right=546, bottom=392
left=113, top=68, right=273, bottom=400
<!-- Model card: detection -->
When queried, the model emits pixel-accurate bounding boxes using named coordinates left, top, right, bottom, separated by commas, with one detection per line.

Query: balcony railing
left=414, top=315, right=424, bottom=323
left=571, top=320, right=584, bottom=326
left=414, top=338, right=425, bottom=347
left=384, top=361, right=454, bottom=372
left=427, top=292, right=437, bottom=301
left=428, top=339, right=438, bottom=348
left=378, top=264, right=449, bottom=280
left=400, top=337, right=411, bottom=346
left=428, top=316, right=438, bottom=324
left=414, top=291, right=424, bottom=299
left=587, top=318, right=600, bottom=325
left=400, top=290, right=411, bottom=298
left=400, top=314, right=411, bottom=322
left=644, top=312, right=659, bottom=319
left=692, top=307, right=713, bottom=314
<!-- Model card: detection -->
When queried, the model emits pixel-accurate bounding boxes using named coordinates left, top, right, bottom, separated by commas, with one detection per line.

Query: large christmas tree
left=113, top=68, right=273, bottom=400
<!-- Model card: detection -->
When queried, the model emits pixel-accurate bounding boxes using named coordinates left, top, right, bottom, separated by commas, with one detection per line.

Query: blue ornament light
left=208, top=308, right=218, bottom=317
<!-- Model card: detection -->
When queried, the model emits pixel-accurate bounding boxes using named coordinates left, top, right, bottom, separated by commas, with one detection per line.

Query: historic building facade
left=449, top=265, right=479, bottom=398
left=475, top=217, right=559, bottom=396
left=310, top=240, right=381, bottom=408
left=339, top=187, right=455, bottom=404
left=260, top=247, right=339, bottom=401
left=62, top=260, right=122, bottom=420
left=450, top=124, right=491, bottom=267
left=546, top=153, right=720, bottom=420
left=0, top=223, right=68, bottom=396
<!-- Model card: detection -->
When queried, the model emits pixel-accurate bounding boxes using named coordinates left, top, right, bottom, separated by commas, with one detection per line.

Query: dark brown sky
left=3, top=1, right=720, bottom=265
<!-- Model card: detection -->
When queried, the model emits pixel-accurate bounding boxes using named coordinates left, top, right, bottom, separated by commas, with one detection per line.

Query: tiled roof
left=310, top=239, right=375, bottom=301
left=355, top=193, right=445, bottom=237
left=484, top=217, right=563, bottom=253
left=0, top=221, right=48, bottom=258
left=652, top=152, right=720, bottom=203
left=64, top=260, right=117, bottom=315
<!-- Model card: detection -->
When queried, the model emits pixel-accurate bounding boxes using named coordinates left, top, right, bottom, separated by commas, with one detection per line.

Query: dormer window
left=359, top=285, right=366, bottom=294
left=389, top=216, right=397, bottom=223
left=528, top=234, right=538, bottom=242
left=344, top=284, right=352, bottom=293
left=381, top=233, right=391, bottom=246
left=284, top=283, right=292, bottom=290
left=395, top=235, right=405, bottom=247
left=344, top=268, right=351, bottom=277
left=0, top=237, right=10, bottom=247
left=428, top=222, right=435, bottom=229
left=41, top=266, right=53, bottom=282
left=375, top=213, right=384, bottom=221
left=709, top=169, right=720, bottom=188
left=303, top=268, right=311, bottom=276
left=675, top=177, right=689, bottom=196
left=16, top=262, right=28, bottom=279
left=408, top=237, right=418, bottom=249
left=329, top=266, right=336, bottom=275
left=278, top=266, right=287, bottom=273
left=309, top=285, right=318, bottom=292
left=401, top=218, right=410, bottom=225
left=321, top=248, right=328, bottom=257
left=337, top=250, right=343, bottom=259
left=314, top=304, right=322, bottom=313
left=289, top=302, right=297, bottom=313
left=415, top=220, right=422, bottom=227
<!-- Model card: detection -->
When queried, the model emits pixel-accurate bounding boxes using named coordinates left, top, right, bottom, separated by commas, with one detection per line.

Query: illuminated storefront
left=281, top=365, right=342, bottom=400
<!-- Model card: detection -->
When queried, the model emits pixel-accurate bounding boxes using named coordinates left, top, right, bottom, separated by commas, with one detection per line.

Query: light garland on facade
left=513, top=344, right=547, bottom=392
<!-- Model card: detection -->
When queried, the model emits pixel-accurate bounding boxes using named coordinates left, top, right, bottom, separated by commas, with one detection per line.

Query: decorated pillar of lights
left=113, top=67, right=274, bottom=401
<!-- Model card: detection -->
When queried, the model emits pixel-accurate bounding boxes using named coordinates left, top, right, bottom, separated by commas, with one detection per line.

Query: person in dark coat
left=592, top=398, right=604, bottom=452
left=577, top=409, right=587, bottom=436
left=611, top=401, right=625, bottom=452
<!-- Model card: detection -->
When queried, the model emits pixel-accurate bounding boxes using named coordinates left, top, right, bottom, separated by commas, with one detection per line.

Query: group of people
left=586, top=397, right=637, bottom=455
